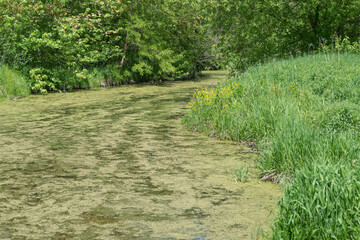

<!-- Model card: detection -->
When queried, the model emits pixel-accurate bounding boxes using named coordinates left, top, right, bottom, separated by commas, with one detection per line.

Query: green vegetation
left=1, top=0, right=360, bottom=238
left=0, top=0, right=220, bottom=94
left=232, top=166, right=249, bottom=183
left=0, top=64, right=30, bottom=99
left=1, top=0, right=360, bottom=96
left=211, top=1, right=360, bottom=70
left=274, top=160, right=360, bottom=239
left=184, top=53, right=360, bottom=238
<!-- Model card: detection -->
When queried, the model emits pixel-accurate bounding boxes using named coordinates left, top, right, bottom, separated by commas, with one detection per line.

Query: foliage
left=0, top=64, right=30, bottom=100
left=0, top=0, right=222, bottom=93
left=1, top=0, right=359, bottom=93
left=183, top=53, right=360, bottom=238
left=209, top=0, right=360, bottom=70
left=29, top=68, right=60, bottom=93
left=334, top=37, right=360, bottom=53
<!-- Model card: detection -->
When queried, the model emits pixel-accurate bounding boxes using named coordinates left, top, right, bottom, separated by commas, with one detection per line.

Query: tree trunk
left=119, top=0, right=142, bottom=75
left=119, top=0, right=135, bottom=75
left=119, top=32, right=129, bottom=75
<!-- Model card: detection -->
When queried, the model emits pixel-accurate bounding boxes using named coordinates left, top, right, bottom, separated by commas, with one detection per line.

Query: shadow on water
left=0, top=71, right=280, bottom=239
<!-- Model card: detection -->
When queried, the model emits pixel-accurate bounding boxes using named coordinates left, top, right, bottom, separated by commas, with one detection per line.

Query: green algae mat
left=0, top=71, right=280, bottom=239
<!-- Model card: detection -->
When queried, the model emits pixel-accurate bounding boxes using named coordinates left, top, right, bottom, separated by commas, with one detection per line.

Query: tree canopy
left=0, top=0, right=359, bottom=91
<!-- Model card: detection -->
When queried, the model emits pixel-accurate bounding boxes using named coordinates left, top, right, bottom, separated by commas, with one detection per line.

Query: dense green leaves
left=210, top=0, right=360, bottom=70
left=0, top=0, right=221, bottom=92
left=1, top=0, right=359, bottom=92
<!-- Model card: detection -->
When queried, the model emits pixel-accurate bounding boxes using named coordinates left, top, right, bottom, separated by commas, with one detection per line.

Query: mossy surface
left=0, top=71, right=280, bottom=239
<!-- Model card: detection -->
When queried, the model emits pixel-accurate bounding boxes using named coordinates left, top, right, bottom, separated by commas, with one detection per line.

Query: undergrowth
left=0, top=64, right=30, bottom=100
left=183, top=53, right=360, bottom=238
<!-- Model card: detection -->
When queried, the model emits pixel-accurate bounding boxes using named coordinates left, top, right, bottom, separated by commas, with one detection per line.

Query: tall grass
left=183, top=53, right=360, bottom=238
left=0, top=64, right=30, bottom=100
left=273, top=159, right=360, bottom=239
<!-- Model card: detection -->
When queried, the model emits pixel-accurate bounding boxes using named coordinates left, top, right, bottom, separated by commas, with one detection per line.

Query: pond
left=0, top=71, right=280, bottom=239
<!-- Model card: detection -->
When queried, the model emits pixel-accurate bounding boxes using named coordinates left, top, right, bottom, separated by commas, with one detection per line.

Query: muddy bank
left=0, top=71, right=280, bottom=239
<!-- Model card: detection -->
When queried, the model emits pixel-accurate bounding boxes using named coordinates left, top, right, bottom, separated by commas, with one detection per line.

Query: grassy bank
left=0, top=65, right=196, bottom=100
left=183, top=53, right=360, bottom=238
left=0, top=65, right=30, bottom=100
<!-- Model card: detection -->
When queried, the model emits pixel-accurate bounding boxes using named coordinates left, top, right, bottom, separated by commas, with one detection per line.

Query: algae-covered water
left=0, top=71, right=280, bottom=239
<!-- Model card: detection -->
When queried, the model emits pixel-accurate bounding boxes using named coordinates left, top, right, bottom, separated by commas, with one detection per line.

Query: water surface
left=0, top=71, right=280, bottom=239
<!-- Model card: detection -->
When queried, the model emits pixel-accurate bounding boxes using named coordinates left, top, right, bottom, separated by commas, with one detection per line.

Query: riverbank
left=184, top=54, right=360, bottom=238
left=0, top=63, right=210, bottom=101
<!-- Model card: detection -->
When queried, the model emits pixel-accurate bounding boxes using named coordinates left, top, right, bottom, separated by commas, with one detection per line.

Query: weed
left=232, top=166, right=249, bottom=183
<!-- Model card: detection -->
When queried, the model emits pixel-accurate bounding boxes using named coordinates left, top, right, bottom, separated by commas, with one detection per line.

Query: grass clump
left=232, top=166, right=249, bottom=183
left=0, top=64, right=30, bottom=100
left=273, top=159, right=360, bottom=239
left=184, top=53, right=360, bottom=238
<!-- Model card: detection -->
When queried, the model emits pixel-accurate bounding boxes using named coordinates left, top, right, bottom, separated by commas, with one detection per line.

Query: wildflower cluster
left=186, top=81, right=242, bottom=112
